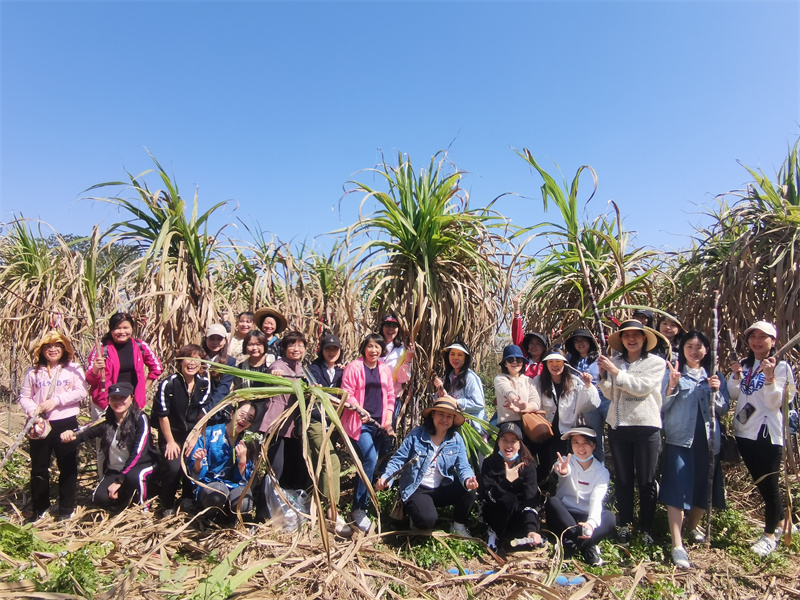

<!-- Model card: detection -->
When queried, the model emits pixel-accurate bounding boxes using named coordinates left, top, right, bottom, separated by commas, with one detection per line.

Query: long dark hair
left=381, top=313, right=404, bottom=347
left=104, top=402, right=143, bottom=452
left=677, top=330, right=713, bottom=375
left=537, top=355, right=575, bottom=400
left=443, top=343, right=472, bottom=394
left=101, top=312, right=136, bottom=345
left=202, top=334, right=229, bottom=382
left=493, top=435, right=535, bottom=468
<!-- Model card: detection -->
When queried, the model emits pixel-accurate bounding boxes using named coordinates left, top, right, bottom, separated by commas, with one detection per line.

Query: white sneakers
left=334, top=515, right=354, bottom=538
left=350, top=509, right=372, bottom=533
left=487, top=528, right=498, bottom=552
left=671, top=546, right=691, bottom=569
left=751, top=534, right=777, bottom=557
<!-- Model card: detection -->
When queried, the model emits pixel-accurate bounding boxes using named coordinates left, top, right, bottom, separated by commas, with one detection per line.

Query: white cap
left=744, top=321, right=778, bottom=340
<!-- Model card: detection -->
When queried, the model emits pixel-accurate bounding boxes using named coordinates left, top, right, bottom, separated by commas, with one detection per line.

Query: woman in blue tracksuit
left=377, top=397, right=479, bottom=536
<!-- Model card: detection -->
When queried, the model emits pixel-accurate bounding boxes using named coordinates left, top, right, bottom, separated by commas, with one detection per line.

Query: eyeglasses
left=506, top=357, right=524, bottom=364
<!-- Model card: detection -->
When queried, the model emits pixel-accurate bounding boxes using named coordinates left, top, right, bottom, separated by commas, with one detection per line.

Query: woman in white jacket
left=597, top=320, right=665, bottom=544
left=530, top=351, right=599, bottom=482
left=728, top=321, right=794, bottom=557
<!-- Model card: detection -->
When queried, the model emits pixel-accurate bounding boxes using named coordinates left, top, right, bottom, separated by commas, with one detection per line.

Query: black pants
left=608, top=425, right=661, bottom=532
left=482, top=490, right=540, bottom=541
left=403, top=481, right=476, bottom=530
left=268, top=436, right=308, bottom=490
left=29, top=416, right=78, bottom=517
left=157, top=436, right=193, bottom=510
left=546, top=496, right=616, bottom=552
left=199, top=481, right=254, bottom=513
left=93, top=462, right=156, bottom=508
left=737, top=428, right=784, bottom=534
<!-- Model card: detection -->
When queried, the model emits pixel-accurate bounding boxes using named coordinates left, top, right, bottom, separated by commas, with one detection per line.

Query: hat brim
left=442, top=344, right=470, bottom=356
left=607, top=326, right=658, bottom=352
left=32, top=331, right=75, bottom=363
left=422, top=405, right=465, bottom=426
left=565, top=331, right=599, bottom=356
left=254, top=308, right=288, bottom=334
left=560, top=427, right=598, bottom=441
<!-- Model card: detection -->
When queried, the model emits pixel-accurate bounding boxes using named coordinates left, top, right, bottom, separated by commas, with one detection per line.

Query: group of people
left=17, top=304, right=796, bottom=569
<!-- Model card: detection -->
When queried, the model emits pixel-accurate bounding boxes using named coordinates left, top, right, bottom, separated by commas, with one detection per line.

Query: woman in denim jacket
left=378, top=397, right=479, bottom=536
left=660, top=331, right=729, bottom=569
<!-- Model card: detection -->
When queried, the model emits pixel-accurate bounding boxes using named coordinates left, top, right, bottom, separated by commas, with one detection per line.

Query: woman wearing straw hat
left=377, top=397, right=479, bottom=536
left=597, top=319, right=665, bottom=545
left=727, top=321, right=794, bottom=557
left=19, top=331, right=88, bottom=521
left=254, top=307, right=288, bottom=366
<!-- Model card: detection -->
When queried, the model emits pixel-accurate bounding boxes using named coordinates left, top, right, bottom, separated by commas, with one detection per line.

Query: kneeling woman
left=480, top=421, right=542, bottom=551
left=377, top=397, right=478, bottom=536
left=189, top=403, right=257, bottom=514
left=546, top=428, right=616, bottom=566
left=61, top=382, right=158, bottom=509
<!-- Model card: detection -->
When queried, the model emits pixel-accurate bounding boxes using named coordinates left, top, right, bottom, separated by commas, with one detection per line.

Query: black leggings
left=93, top=463, right=156, bottom=508
left=29, top=416, right=78, bottom=517
left=546, top=496, right=616, bottom=552
left=482, top=490, right=540, bottom=541
left=608, top=426, right=661, bottom=532
left=403, top=481, right=476, bottom=530
left=737, top=428, right=784, bottom=534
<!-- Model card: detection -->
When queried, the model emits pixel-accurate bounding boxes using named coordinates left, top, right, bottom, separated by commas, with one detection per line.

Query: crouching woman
left=546, top=428, right=616, bottom=566
left=61, top=382, right=158, bottom=509
left=480, top=421, right=542, bottom=551
left=188, top=403, right=257, bottom=514
left=377, top=397, right=478, bottom=536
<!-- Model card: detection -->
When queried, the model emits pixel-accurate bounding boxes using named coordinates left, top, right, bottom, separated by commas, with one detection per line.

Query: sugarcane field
left=0, top=137, right=799, bottom=600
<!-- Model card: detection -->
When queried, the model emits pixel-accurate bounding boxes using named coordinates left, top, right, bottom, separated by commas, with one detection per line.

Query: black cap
left=498, top=421, right=523, bottom=441
left=320, top=333, right=342, bottom=349
left=107, top=381, right=134, bottom=397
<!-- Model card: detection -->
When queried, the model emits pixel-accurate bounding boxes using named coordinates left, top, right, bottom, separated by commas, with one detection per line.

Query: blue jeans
left=353, top=423, right=393, bottom=511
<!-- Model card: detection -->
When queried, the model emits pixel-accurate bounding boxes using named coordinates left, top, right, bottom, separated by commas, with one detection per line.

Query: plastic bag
left=262, top=475, right=310, bottom=533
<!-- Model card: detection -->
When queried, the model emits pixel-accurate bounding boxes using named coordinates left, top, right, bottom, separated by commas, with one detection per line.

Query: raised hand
left=505, top=460, right=523, bottom=483
left=580, top=371, right=594, bottom=387
left=666, top=360, right=681, bottom=390
left=555, top=452, right=571, bottom=476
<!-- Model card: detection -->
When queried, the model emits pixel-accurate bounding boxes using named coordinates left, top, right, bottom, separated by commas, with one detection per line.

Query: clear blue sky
left=2, top=0, right=798, bottom=254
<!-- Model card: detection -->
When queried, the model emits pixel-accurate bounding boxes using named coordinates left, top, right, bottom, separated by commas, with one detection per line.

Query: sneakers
left=582, top=544, right=603, bottom=566
left=56, top=511, right=75, bottom=522
left=487, top=528, right=498, bottom=552
left=641, top=531, right=655, bottom=545
left=671, top=546, right=691, bottom=569
left=334, top=515, right=354, bottom=538
left=351, top=509, right=372, bottom=533
left=751, top=534, right=777, bottom=557
left=451, top=522, right=472, bottom=538
left=687, top=527, right=705, bottom=544
left=617, top=525, right=630, bottom=544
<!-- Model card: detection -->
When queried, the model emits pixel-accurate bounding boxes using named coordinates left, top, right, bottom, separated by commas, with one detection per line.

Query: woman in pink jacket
left=19, top=331, right=88, bottom=521
left=341, top=333, right=396, bottom=532
left=86, top=313, right=163, bottom=412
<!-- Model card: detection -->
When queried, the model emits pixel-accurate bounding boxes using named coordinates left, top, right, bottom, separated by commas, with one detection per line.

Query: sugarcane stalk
left=0, top=413, right=38, bottom=474
left=705, top=291, right=720, bottom=546
left=574, top=234, right=606, bottom=355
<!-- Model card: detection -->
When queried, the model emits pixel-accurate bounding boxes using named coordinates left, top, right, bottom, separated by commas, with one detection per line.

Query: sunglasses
left=506, top=357, right=524, bottom=364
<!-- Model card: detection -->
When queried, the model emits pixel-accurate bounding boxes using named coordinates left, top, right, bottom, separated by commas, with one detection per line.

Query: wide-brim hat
left=565, top=329, right=599, bottom=356
left=499, top=344, right=525, bottom=366
left=254, top=307, right=288, bottom=334
left=442, top=342, right=470, bottom=356
left=422, top=396, right=465, bottom=426
left=560, top=426, right=598, bottom=441
left=32, top=331, right=75, bottom=363
left=607, top=320, right=658, bottom=352
left=744, top=320, right=778, bottom=340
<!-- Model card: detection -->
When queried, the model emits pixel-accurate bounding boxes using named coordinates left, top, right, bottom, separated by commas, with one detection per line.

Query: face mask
left=575, top=454, right=594, bottom=463
left=503, top=451, right=519, bottom=462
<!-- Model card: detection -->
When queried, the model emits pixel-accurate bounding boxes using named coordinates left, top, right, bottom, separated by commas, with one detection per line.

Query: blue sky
left=1, top=0, right=798, bottom=255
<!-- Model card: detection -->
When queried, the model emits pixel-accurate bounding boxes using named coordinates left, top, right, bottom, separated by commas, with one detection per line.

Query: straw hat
left=31, top=331, right=75, bottom=363
left=254, top=307, right=288, bottom=334
left=422, top=396, right=465, bottom=426
left=607, top=320, right=658, bottom=352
